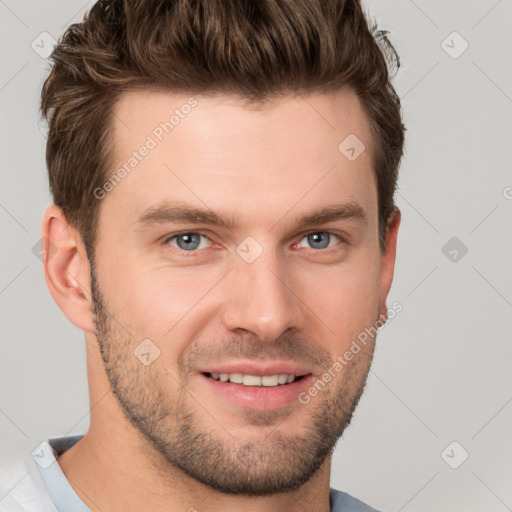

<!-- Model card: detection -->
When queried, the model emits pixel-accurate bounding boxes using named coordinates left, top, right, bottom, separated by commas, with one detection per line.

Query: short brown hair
left=41, top=0, right=405, bottom=260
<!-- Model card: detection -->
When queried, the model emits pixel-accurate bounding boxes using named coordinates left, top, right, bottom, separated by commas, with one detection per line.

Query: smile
left=199, top=367, right=314, bottom=410
left=204, top=372, right=305, bottom=387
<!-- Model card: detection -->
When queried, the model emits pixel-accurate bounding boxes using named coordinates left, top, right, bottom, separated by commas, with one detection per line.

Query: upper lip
left=197, top=361, right=313, bottom=377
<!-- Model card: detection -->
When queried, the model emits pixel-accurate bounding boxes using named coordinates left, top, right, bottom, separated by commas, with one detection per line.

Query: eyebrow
left=134, top=200, right=367, bottom=232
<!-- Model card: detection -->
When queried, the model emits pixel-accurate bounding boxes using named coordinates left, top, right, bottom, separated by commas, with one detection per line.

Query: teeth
left=278, top=374, right=288, bottom=384
left=261, top=375, right=279, bottom=386
left=208, top=372, right=297, bottom=386
left=243, top=374, right=261, bottom=386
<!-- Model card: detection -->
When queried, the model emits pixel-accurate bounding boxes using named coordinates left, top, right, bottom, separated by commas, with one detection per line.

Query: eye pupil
left=177, top=233, right=201, bottom=250
left=307, top=232, right=330, bottom=249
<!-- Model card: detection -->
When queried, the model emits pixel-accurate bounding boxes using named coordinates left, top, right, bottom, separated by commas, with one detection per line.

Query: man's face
left=89, top=88, right=395, bottom=495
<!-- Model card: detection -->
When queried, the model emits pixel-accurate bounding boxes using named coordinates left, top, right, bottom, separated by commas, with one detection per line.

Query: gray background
left=1, top=1, right=511, bottom=510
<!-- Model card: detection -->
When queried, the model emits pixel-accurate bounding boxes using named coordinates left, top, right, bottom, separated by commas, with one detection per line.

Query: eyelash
left=162, top=230, right=345, bottom=257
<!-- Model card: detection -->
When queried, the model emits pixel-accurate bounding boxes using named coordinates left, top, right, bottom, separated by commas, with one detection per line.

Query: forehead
left=102, top=88, right=377, bottom=232
left=112, top=87, right=374, bottom=156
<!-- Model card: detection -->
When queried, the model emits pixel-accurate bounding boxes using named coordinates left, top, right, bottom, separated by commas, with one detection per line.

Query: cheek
left=99, top=238, right=382, bottom=361
left=300, top=257, right=381, bottom=352
left=103, top=265, right=219, bottom=352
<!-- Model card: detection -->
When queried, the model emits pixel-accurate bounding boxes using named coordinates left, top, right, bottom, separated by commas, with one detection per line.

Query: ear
left=41, top=204, right=95, bottom=333
left=378, top=208, right=401, bottom=320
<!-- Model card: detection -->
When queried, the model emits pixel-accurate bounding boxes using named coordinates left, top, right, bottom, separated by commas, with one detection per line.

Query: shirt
left=0, top=435, right=381, bottom=511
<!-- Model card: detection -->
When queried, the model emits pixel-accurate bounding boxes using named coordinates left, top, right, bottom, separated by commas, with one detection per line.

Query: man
left=1, top=0, right=405, bottom=510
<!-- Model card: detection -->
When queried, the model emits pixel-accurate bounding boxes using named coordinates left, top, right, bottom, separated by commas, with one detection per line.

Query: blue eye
left=298, top=232, right=342, bottom=250
left=163, top=230, right=343, bottom=257
left=165, top=232, right=212, bottom=252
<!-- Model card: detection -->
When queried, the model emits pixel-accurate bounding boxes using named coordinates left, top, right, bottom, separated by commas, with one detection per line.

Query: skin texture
left=42, top=87, right=400, bottom=512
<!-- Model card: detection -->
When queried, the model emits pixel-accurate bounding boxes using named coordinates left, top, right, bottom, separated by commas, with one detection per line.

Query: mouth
left=197, top=364, right=314, bottom=410
left=202, top=372, right=308, bottom=387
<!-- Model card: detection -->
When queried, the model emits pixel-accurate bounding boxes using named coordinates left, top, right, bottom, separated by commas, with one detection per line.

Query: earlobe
left=379, top=208, right=401, bottom=320
left=41, top=205, right=96, bottom=333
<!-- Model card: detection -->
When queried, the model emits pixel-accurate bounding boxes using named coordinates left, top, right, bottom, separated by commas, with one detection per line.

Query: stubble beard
left=90, top=265, right=375, bottom=496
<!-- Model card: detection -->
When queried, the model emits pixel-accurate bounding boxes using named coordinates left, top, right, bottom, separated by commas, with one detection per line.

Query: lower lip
left=199, top=373, right=314, bottom=410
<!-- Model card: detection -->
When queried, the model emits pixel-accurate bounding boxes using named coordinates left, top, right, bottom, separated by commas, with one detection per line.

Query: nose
left=220, top=247, right=305, bottom=343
